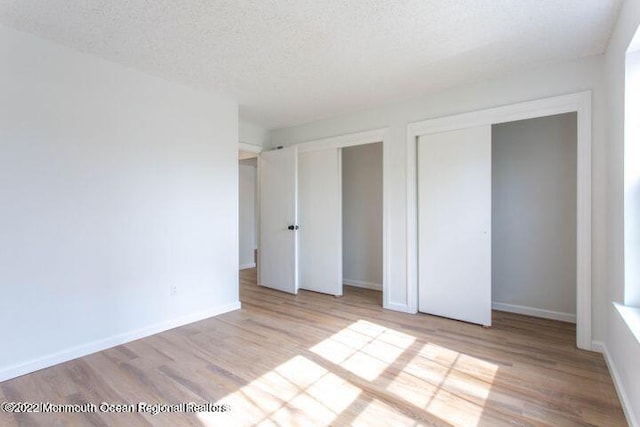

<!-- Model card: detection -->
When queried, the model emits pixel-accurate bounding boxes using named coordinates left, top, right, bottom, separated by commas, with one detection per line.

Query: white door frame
left=294, top=128, right=392, bottom=309
left=239, top=141, right=263, bottom=276
left=239, top=142, right=264, bottom=154
left=406, top=91, right=592, bottom=350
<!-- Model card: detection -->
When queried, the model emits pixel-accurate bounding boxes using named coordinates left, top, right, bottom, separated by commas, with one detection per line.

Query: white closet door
left=298, top=148, right=342, bottom=296
left=259, top=146, right=299, bottom=294
left=418, top=126, right=492, bottom=326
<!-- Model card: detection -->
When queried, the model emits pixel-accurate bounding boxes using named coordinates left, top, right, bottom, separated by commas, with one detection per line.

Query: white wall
left=239, top=162, right=257, bottom=269
left=239, top=118, right=269, bottom=148
left=342, top=143, right=383, bottom=290
left=492, top=114, right=577, bottom=321
left=0, top=25, right=239, bottom=381
left=604, top=0, right=640, bottom=424
left=269, top=55, right=607, bottom=337
left=624, top=48, right=640, bottom=308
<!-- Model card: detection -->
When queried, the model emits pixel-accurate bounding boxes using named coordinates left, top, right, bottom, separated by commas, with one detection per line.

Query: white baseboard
left=0, top=301, right=241, bottom=383
left=343, top=278, right=382, bottom=291
left=492, top=302, right=576, bottom=323
left=592, top=340, right=639, bottom=427
left=240, top=263, right=256, bottom=270
left=384, top=302, right=411, bottom=313
left=591, top=341, right=605, bottom=354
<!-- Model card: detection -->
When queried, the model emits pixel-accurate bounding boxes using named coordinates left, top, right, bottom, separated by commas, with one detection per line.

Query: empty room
left=1, top=1, right=639, bottom=426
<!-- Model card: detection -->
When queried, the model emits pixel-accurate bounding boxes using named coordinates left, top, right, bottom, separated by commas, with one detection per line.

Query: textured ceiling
left=0, top=0, right=622, bottom=129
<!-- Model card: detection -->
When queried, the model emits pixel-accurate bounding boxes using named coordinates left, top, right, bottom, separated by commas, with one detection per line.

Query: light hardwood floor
left=0, top=268, right=626, bottom=426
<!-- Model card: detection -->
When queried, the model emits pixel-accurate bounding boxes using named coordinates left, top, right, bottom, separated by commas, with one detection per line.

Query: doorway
left=491, top=113, right=577, bottom=324
left=239, top=149, right=259, bottom=271
left=341, top=143, right=384, bottom=298
left=407, top=91, right=592, bottom=349
left=296, top=142, right=384, bottom=304
left=259, top=129, right=391, bottom=308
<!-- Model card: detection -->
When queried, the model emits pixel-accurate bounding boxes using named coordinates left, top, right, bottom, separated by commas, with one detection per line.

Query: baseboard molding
left=343, top=278, right=382, bottom=291
left=492, top=302, right=576, bottom=323
left=591, top=341, right=605, bottom=354
left=592, top=340, right=639, bottom=427
left=384, top=301, right=411, bottom=313
left=0, top=301, right=242, bottom=383
left=240, top=263, right=256, bottom=270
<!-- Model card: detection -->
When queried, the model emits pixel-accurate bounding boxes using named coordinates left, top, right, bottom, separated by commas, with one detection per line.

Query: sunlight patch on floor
left=390, top=342, right=500, bottom=427
left=347, top=399, right=427, bottom=427
left=309, top=320, right=416, bottom=381
left=200, top=355, right=362, bottom=426
left=200, top=322, right=500, bottom=427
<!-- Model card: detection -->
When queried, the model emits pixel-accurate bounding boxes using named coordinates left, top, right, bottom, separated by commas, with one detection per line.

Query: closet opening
left=408, top=92, right=590, bottom=348
left=342, top=142, right=383, bottom=306
left=294, top=129, right=389, bottom=308
left=412, top=105, right=583, bottom=346
left=491, top=113, right=578, bottom=337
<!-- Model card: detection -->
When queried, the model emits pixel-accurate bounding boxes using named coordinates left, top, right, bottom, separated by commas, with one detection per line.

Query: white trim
left=614, top=303, right=640, bottom=344
left=296, top=128, right=388, bottom=152
left=256, top=154, right=262, bottom=286
left=406, top=91, right=592, bottom=350
left=592, top=340, right=639, bottom=427
left=344, top=279, right=382, bottom=291
left=337, top=149, right=344, bottom=296
left=384, top=302, right=411, bottom=313
left=0, top=301, right=241, bottom=382
left=238, top=142, right=263, bottom=153
left=591, top=340, right=605, bottom=353
left=286, top=128, right=393, bottom=311
left=240, top=263, right=256, bottom=270
left=382, top=132, right=391, bottom=312
left=492, top=302, right=576, bottom=323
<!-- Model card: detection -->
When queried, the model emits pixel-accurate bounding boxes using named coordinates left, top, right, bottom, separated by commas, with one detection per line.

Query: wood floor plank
left=0, top=268, right=627, bottom=426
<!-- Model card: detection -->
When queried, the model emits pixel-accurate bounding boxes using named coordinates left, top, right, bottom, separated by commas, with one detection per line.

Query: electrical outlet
left=170, top=285, right=177, bottom=296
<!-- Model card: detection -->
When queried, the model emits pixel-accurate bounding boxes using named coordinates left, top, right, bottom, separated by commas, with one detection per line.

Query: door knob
left=287, top=225, right=299, bottom=230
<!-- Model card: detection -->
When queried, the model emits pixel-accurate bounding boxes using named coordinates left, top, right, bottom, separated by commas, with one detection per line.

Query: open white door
left=418, top=126, right=492, bottom=326
left=259, top=146, right=299, bottom=294
left=298, top=148, right=342, bottom=296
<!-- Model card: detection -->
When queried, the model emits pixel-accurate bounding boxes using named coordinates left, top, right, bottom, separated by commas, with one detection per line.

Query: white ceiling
left=0, top=0, right=622, bottom=129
